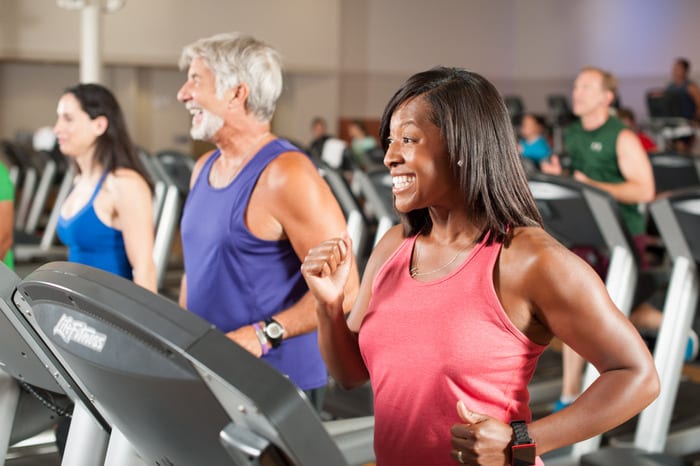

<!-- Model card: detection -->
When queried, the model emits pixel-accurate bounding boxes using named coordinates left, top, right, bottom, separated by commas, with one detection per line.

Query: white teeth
left=185, top=103, right=201, bottom=116
left=392, top=175, right=413, bottom=188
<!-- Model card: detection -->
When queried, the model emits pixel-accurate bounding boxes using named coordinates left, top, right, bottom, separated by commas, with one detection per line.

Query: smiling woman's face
left=384, top=96, right=460, bottom=213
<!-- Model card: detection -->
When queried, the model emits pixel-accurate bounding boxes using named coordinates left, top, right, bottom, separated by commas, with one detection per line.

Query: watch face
left=265, top=322, right=284, bottom=339
left=512, top=444, right=536, bottom=465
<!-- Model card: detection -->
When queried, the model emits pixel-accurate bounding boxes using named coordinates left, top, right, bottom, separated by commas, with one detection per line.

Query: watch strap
left=252, top=322, right=270, bottom=355
left=511, top=420, right=532, bottom=445
left=510, top=420, right=536, bottom=466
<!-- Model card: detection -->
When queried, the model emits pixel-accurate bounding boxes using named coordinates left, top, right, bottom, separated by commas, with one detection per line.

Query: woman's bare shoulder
left=503, top=226, right=583, bottom=280
left=507, top=226, right=565, bottom=257
left=107, top=168, right=151, bottom=198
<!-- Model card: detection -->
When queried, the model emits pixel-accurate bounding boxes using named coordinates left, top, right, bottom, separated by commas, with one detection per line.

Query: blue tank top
left=180, top=139, right=327, bottom=390
left=57, top=171, right=132, bottom=279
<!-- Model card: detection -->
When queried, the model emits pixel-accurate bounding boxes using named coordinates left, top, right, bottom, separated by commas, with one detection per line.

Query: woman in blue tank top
left=54, top=83, right=156, bottom=292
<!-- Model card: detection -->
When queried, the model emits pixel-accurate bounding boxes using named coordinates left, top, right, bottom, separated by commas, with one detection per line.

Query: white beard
left=191, top=109, right=224, bottom=141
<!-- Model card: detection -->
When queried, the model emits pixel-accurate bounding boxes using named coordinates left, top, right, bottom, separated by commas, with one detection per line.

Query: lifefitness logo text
left=53, top=314, right=107, bottom=353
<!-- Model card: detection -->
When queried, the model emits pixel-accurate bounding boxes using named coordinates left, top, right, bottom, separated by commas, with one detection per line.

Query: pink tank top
left=359, top=234, right=547, bottom=465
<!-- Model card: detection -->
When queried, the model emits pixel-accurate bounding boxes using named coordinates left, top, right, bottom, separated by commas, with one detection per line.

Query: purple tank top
left=180, top=139, right=326, bottom=390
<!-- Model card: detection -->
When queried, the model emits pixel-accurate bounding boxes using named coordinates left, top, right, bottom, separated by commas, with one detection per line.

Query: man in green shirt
left=542, top=66, right=656, bottom=411
left=542, top=67, right=654, bottom=221
left=0, top=161, right=14, bottom=269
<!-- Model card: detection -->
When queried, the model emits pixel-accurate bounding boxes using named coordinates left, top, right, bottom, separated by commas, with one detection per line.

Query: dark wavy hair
left=63, top=83, right=152, bottom=189
left=379, top=67, right=542, bottom=245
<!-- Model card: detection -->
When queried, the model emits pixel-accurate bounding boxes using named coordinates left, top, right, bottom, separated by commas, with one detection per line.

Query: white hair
left=179, top=32, right=283, bottom=122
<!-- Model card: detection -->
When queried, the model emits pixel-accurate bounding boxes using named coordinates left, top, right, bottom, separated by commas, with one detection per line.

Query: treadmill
left=318, top=162, right=369, bottom=265
left=527, top=174, right=639, bottom=461
left=145, top=155, right=183, bottom=292
left=13, top=164, right=74, bottom=263
left=154, top=149, right=195, bottom=198
left=20, top=149, right=58, bottom=236
left=581, top=188, right=700, bottom=466
left=351, top=167, right=399, bottom=247
left=13, top=262, right=374, bottom=465
left=0, top=263, right=110, bottom=465
left=648, top=152, right=700, bottom=194
left=8, top=141, right=39, bottom=232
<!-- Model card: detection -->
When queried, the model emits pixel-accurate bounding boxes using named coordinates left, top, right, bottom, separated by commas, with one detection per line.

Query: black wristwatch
left=263, top=318, right=285, bottom=348
left=510, top=420, right=536, bottom=466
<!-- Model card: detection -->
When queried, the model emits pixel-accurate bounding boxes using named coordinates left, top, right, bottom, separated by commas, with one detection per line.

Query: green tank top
left=0, top=162, right=14, bottom=269
left=564, top=116, right=645, bottom=235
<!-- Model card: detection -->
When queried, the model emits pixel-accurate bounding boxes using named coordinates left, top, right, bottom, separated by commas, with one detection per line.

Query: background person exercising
left=53, top=82, right=157, bottom=455
left=541, top=66, right=656, bottom=411
left=55, top=83, right=156, bottom=291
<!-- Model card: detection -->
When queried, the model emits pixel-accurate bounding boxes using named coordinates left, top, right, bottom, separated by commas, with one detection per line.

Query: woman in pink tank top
left=301, top=67, right=659, bottom=466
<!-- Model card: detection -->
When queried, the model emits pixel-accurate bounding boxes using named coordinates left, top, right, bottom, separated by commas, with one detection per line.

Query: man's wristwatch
left=510, top=420, right=536, bottom=466
left=263, top=318, right=285, bottom=348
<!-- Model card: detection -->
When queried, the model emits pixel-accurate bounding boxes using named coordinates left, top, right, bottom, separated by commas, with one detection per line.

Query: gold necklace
left=212, top=132, right=270, bottom=187
left=409, top=238, right=469, bottom=278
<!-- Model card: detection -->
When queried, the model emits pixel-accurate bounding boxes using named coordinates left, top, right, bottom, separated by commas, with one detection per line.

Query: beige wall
left=339, top=0, right=700, bottom=118
left=2, top=0, right=700, bottom=151
left=0, top=0, right=342, bottom=69
left=0, top=61, right=77, bottom=138
left=0, top=61, right=193, bottom=154
left=0, top=0, right=345, bottom=153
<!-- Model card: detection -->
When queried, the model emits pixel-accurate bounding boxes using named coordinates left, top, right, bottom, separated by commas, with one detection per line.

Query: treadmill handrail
left=528, top=172, right=637, bottom=256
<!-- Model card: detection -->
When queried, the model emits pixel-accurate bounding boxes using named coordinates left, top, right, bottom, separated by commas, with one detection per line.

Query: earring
left=457, top=160, right=464, bottom=167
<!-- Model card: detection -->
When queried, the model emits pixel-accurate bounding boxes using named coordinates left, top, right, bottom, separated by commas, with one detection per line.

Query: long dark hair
left=379, top=67, right=542, bottom=244
left=64, top=83, right=152, bottom=189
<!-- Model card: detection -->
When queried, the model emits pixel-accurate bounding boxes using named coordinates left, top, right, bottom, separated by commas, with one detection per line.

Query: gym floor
left=5, top=430, right=59, bottom=465
left=5, top=453, right=59, bottom=466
